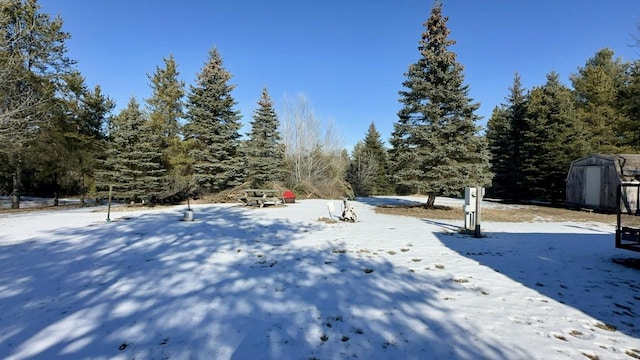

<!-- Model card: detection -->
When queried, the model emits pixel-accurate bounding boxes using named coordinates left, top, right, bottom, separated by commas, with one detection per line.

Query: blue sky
left=39, top=0, right=639, bottom=148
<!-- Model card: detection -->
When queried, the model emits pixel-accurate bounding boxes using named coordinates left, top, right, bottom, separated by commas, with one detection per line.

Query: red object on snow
left=283, top=190, right=296, bottom=203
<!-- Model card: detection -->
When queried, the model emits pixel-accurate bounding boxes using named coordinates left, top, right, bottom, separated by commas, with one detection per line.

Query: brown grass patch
left=0, top=203, right=96, bottom=213
left=594, top=322, right=617, bottom=332
left=569, top=329, right=584, bottom=337
left=625, top=349, right=640, bottom=359
left=580, top=352, right=599, bottom=360
left=553, top=334, right=567, bottom=341
left=375, top=203, right=640, bottom=226
left=317, top=217, right=338, bottom=224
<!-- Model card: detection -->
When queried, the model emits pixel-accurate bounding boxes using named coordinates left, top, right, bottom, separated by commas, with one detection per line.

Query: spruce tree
left=389, top=1, right=491, bottom=206
left=245, top=87, right=285, bottom=187
left=76, top=84, right=114, bottom=202
left=619, top=59, right=640, bottom=152
left=347, top=122, right=391, bottom=196
left=521, top=72, right=588, bottom=202
left=570, top=48, right=629, bottom=153
left=96, top=97, right=166, bottom=201
left=363, top=122, right=392, bottom=195
left=346, top=141, right=378, bottom=197
left=184, top=47, right=244, bottom=194
left=486, top=73, right=528, bottom=201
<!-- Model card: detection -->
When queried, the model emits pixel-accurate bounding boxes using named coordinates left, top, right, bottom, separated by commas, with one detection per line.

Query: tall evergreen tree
left=146, top=54, right=187, bottom=198
left=618, top=59, right=640, bottom=152
left=346, top=141, right=379, bottom=197
left=245, top=87, right=285, bottom=187
left=75, top=83, right=114, bottom=202
left=362, top=122, right=391, bottom=195
left=486, top=73, right=528, bottom=201
left=389, top=1, right=491, bottom=206
left=570, top=48, right=629, bottom=153
left=30, top=71, right=83, bottom=203
left=521, top=72, right=589, bottom=202
left=33, top=71, right=113, bottom=204
left=96, top=97, right=166, bottom=201
left=347, top=122, right=391, bottom=196
left=184, top=47, right=244, bottom=194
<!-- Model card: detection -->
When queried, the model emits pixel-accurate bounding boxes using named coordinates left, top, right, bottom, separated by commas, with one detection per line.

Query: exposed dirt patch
left=0, top=203, right=95, bottom=213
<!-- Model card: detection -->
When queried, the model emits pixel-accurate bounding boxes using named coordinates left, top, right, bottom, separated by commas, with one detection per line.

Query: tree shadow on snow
left=0, top=205, right=531, bottom=359
left=356, top=196, right=426, bottom=207
left=435, top=224, right=640, bottom=339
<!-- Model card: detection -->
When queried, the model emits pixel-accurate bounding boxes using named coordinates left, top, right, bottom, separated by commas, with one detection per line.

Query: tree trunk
left=53, top=174, right=59, bottom=206
left=425, top=193, right=436, bottom=208
left=11, top=161, right=21, bottom=209
left=80, top=174, right=86, bottom=206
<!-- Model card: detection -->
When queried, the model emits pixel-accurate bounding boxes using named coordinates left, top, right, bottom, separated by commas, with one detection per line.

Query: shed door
left=584, top=166, right=601, bottom=206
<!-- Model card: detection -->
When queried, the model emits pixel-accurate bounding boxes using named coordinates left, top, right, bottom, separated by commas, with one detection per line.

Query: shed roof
left=592, top=154, right=640, bottom=180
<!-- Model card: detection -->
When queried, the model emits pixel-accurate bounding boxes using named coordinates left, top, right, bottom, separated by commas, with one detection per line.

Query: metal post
left=474, top=186, right=482, bottom=238
left=616, top=184, right=621, bottom=247
left=106, top=185, right=113, bottom=222
left=636, top=183, right=640, bottom=216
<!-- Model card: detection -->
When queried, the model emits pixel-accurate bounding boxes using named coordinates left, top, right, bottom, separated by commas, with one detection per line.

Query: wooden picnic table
left=239, top=189, right=283, bottom=207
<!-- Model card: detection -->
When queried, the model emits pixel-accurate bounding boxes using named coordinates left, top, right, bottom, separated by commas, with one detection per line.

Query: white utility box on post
left=464, top=186, right=484, bottom=237
left=464, top=187, right=477, bottom=231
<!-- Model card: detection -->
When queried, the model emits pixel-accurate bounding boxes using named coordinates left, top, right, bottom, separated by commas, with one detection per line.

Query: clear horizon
left=39, top=0, right=639, bottom=148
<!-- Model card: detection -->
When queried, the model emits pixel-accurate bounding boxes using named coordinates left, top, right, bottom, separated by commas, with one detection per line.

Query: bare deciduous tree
left=279, top=93, right=348, bottom=197
left=0, top=18, right=45, bottom=208
left=0, top=1, right=73, bottom=208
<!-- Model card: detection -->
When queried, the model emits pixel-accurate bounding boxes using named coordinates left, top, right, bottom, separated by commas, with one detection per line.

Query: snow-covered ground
left=0, top=197, right=638, bottom=359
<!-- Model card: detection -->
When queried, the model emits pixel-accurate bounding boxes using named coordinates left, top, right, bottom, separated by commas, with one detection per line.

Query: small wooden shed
left=566, top=154, right=640, bottom=213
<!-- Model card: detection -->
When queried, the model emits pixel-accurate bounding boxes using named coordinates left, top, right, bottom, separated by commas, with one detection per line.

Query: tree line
left=485, top=47, right=640, bottom=203
left=348, top=4, right=640, bottom=205
left=0, top=1, right=347, bottom=208
left=1, top=0, right=638, bottom=209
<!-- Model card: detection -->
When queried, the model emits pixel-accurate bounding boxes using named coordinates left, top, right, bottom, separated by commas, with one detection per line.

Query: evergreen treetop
left=146, top=54, right=185, bottom=139
left=618, top=59, right=640, bottom=152
left=570, top=48, right=629, bottom=153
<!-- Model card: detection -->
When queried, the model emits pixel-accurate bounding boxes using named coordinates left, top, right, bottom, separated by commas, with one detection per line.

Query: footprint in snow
left=567, top=329, right=594, bottom=340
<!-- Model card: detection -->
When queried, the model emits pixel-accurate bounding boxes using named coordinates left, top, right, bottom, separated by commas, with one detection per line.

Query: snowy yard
left=0, top=198, right=639, bottom=359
